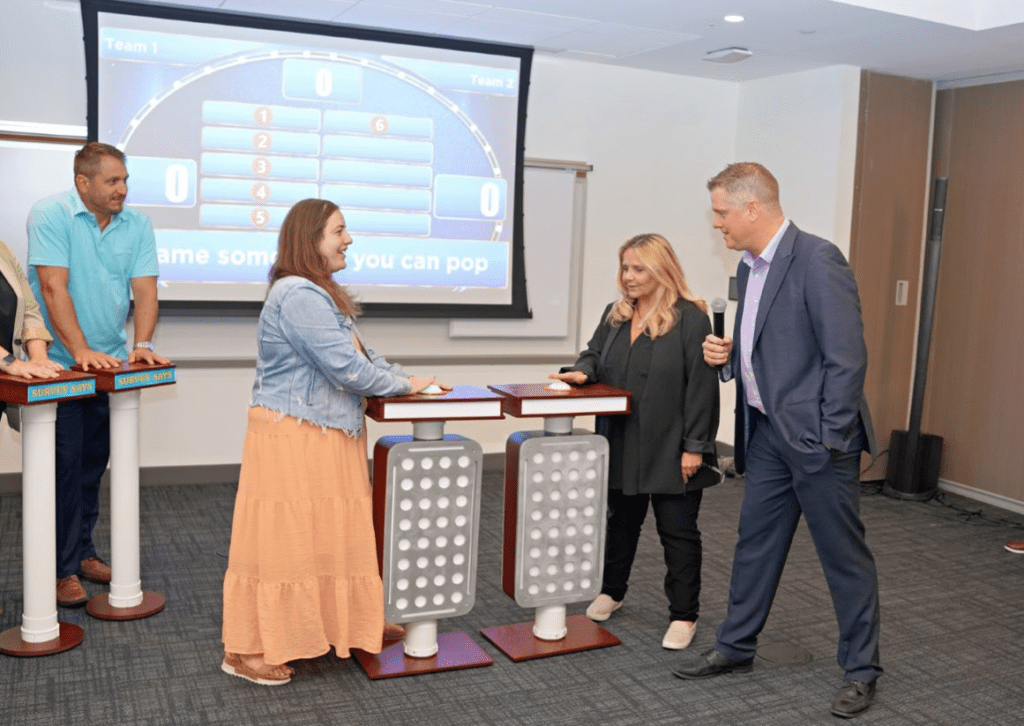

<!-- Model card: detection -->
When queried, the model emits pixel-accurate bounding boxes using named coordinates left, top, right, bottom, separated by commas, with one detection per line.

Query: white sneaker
left=662, top=620, right=696, bottom=650
left=585, top=594, right=622, bottom=622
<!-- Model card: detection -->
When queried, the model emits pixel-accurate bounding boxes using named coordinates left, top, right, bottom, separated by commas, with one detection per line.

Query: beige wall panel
left=850, top=71, right=932, bottom=480
left=924, top=83, right=1024, bottom=500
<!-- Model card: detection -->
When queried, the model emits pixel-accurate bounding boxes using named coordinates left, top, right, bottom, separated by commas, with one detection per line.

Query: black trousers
left=55, top=393, right=110, bottom=579
left=600, top=487, right=703, bottom=622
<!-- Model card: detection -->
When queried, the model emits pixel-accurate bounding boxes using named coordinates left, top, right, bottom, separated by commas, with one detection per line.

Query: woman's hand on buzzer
left=408, top=375, right=435, bottom=393
left=407, top=376, right=453, bottom=394
left=5, top=359, right=63, bottom=380
left=680, top=451, right=703, bottom=483
left=547, top=371, right=588, bottom=386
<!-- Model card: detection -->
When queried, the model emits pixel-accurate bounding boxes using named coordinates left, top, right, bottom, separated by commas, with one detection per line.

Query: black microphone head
left=710, top=298, right=727, bottom=314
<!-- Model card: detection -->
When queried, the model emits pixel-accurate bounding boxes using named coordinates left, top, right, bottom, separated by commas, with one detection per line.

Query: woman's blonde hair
left=606, top=233, right=707, bottom=339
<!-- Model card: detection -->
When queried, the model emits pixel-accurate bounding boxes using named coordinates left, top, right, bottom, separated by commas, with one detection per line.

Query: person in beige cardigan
left=0, top=241, right=63, bottom=377
left=0, top=238, right=64, bottom=619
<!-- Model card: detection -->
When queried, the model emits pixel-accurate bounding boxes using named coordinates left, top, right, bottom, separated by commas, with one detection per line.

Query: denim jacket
left=250, top=276, right=411, bottom=435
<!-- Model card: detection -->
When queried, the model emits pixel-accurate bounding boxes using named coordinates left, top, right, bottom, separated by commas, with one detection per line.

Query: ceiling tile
left=333, top=4, right=464, bottom=34
left=544, top=22, right=700, bottom=58
left=827, top=0, right=1024, bottom=31
left=219, top=0, right=357, bottom=22
left=466, top=7, right=595, bottom=32
left=446, top=8, right=596, bottom=45
left=356, top=0, right=489, bottom=18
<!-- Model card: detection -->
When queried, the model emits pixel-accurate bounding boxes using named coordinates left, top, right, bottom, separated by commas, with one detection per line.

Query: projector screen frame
left=80, top=0, right=533, bottom=319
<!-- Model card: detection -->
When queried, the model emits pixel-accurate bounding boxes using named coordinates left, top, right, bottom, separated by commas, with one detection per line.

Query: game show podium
left=71, top=362, right=176, bottom=621
left=354, top=385, right=505, bottom=679
left=481, top=382, right=631, bottom=661
left=0, top=370, right=96, bottom=657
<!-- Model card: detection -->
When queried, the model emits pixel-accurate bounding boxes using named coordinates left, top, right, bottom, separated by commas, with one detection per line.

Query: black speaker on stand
left=884, top=177, right=947, bottom=500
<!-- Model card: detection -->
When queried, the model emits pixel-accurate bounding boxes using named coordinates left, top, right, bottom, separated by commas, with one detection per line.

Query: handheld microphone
left=710, top=298, right=727, bottom=339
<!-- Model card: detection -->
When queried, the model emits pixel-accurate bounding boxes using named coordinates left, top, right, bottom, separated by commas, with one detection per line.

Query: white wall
left=525, top=57, right=739, bottom=330
left=736, top=65, right=862, bottom=255
left=711, top=64, right=863, bottom=446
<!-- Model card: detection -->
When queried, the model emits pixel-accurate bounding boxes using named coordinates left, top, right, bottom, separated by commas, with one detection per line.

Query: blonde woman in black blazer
left=550, top=233, right=719, bottom=650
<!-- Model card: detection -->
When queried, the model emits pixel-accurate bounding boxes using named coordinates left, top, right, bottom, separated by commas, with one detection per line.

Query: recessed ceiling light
left=724, top=14, right=744, bottom=23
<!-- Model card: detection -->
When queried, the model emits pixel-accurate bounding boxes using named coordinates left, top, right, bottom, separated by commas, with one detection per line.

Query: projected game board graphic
left=98, top=27, right=519, bottom=290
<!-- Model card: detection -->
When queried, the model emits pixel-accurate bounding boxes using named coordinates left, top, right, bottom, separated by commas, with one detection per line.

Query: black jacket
left=565, top=300, right=720, bottom=495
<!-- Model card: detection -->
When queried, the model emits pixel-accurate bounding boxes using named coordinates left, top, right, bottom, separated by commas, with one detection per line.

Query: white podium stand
left=72, top=362, right=176, bottom=621
left=481, top=382, right=630, bottom=661
left=353, top=385, right=503, bottom=679
left=0, top=371, right=96, bottom=657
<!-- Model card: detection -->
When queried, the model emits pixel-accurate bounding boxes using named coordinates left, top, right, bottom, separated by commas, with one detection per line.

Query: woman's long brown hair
left=269, top=198, right=360, bottom=317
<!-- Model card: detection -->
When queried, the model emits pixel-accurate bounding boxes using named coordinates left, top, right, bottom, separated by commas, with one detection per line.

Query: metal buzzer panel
left=512, top=434, right=608, bottom=608
left=381, top=438, right=482, bottom=623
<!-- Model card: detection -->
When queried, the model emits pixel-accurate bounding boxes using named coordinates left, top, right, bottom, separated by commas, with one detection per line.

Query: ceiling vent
left=703, top=47, right=753, bottom=63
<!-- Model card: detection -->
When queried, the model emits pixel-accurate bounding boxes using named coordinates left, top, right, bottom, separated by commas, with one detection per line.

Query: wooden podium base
left=0, top=622, right=84, bottom=657
left=481, top=614, right=620, bottom=662
left=86, top=591, right=165, bottom=621
left=353, top=631, right=493, bottom=679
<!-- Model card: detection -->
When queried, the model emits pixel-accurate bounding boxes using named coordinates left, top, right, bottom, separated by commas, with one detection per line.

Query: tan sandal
left=384, top=622, right=405, bottom=641
left=222, top=652, right=292, bottom=686
left=224, top=652, right=294, bottom=676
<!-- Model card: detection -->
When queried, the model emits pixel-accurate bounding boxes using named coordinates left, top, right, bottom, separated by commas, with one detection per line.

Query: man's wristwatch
left=134, top=342, right=154, bottom=352
left=0, top=354, right=15, bottom=371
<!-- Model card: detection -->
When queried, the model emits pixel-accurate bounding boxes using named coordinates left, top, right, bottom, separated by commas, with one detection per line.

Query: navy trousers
left=601, top=488, right=704, bottom=622
left=55, top=392, right=110, bottom=579
left=716, top=408, right=882, bottom=682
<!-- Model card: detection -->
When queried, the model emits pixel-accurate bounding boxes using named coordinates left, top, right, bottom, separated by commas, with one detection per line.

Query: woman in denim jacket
left=221, top=199, right=443, bottom=686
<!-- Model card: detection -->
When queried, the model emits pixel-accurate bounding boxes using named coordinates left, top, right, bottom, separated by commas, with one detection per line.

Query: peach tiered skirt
left=222, top=407, right=384, bottom=665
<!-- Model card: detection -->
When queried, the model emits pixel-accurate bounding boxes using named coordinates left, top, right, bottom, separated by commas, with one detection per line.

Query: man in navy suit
left=672, top=163, right=882, bottom=719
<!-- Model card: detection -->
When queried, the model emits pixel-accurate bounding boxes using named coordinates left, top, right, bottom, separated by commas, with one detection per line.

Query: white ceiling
left=135, top=0, right=1024, bottom=83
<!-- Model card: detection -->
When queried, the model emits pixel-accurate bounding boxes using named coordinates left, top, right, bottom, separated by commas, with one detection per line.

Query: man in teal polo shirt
left=27, top=141, right=169, bottom=607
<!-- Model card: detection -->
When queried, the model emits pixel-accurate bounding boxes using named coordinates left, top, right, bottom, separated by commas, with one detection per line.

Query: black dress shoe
left=831, top=679, right=876, bottom=718
left=671, top=648, right=754, bottom=680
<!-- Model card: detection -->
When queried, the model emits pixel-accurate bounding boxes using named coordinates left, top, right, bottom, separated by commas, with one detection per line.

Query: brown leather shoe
left=56, top=575, right=88, bottom=607
left=1005, top=539, right=1024, bottom=554
left=80, top=557, right=111, bottom=583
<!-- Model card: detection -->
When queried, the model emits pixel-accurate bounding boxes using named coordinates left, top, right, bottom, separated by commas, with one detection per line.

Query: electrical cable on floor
left=855, top=449, right=1024, bottom=533
left=859, top=448, right=887, bottom=497
left=921, top=491, right=1024, bottom=530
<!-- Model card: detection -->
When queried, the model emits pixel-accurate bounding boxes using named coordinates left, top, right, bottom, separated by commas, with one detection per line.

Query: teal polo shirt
left=27, top=189, right=159, bottom=368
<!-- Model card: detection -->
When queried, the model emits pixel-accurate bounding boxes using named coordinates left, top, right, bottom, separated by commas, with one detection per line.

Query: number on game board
left=253, top=106, right=273, bottom=126
left=164, top=164, right=190, bottom=204
left=252, top=132, right=272, bottom=151
left=251, top=157, right=271, bottom=177
left=315, top=68, right=333, bottom=98
left=480, top=182, right=501, bottom=218
left=251, top=208, right=270, bottom=228
left=251, top=182, right=270, bottom=202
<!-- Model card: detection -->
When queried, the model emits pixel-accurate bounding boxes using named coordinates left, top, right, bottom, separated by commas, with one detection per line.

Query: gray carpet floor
left=1, top=469, right=1023, bottom=726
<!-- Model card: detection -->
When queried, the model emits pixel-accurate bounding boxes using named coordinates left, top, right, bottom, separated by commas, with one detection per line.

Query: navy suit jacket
left=725, top=223, right=876, bottom=475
